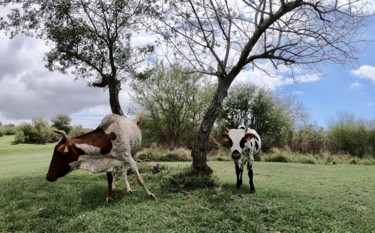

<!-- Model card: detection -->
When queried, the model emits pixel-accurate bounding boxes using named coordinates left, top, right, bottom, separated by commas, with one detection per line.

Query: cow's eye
left=223, top=139, right=232, bottom=148
left=240, top=137, right=246, bottom=148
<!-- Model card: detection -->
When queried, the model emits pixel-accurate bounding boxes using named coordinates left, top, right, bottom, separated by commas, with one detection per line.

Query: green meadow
left=0, top=135, right=374, bottom=232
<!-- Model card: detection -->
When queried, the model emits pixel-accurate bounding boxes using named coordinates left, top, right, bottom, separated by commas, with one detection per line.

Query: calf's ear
left=244, top=133, right=256, bottom=141
left=221, top=134, right=230, bottom=142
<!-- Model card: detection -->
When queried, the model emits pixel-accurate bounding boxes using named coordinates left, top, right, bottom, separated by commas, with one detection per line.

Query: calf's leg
left=235, top=163, right=243, bottom=189
left=247, top=163, right=256, bottom=193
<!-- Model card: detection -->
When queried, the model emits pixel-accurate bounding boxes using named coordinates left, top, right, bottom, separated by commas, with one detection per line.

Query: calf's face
left=46, top=138, right=82, bottom=182
left=221, top=129, right=256, bottom=160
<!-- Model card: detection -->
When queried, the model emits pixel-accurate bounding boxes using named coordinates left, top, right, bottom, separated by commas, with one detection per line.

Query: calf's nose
left=231, top=150, right=241, bottom=160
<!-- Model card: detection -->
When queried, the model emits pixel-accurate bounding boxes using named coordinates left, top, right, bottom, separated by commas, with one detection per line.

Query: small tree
left=51, top=114, right=72, bottom=134
left=327, top=112, right=369, bottom=157
left=291, top=124, right=326, bottom=154
left=250, top=89, right=292, bottom=150
left=131, top=62, right=214, bottom=148
left=219, top=83, right=257, bottom=129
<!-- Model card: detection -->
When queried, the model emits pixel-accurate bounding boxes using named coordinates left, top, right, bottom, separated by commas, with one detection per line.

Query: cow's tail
left=135, top=112, right=145, bottom=126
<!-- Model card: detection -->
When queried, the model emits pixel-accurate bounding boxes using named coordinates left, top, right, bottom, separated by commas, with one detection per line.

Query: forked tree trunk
left=191, top=77, right=233, bottom=173
left=93, top=74, right=124, bottom=116
left=108, top=77, right=124, bottom=116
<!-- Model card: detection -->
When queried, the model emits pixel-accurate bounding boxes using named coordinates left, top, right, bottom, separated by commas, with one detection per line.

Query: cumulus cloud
left=0, top=34, right=132, bottom=126
left=234, top=63, right=323, bottom=90
left=349, top=82, right=363, bottom=89
left=351, top=65, right=375, bottom=83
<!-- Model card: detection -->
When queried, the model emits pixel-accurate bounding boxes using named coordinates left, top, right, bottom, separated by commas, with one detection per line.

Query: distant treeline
left=0, top=115, right=91, bottom=144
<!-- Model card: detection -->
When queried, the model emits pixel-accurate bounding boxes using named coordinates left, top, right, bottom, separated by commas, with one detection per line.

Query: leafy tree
left=291, top=123, right=326, bottom=154
left=250, top=89, right=292, bottom=150
left=219, top=83, right=257, bottom=129
left=153, top=0, right=371, bottom=173
left=69, top=124, right=91, bottom=137
left=51, top=114, right=72, bottom=134
left=1, top=0, right=153, bottom=115
left=2, top=124, right=16, bottom=135
left=327, top=112, right=369, bottom=158
left=131, top=62, right=214, bottom=149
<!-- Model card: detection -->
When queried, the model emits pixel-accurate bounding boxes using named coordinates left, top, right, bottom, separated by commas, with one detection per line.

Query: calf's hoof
left=106, top=196, right=113, bottom=203
left=236, top=180, right=243, bottom=189
left=250, top=189, right=256, bottom=194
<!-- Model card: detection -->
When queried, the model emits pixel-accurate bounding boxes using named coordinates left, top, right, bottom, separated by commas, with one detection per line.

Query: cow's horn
left=54, top=130, right=67, bottom=138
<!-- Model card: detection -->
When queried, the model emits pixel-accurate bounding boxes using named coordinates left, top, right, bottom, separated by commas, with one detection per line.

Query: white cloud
left=351, top=65, right=375, bottom=82
left=349, top=82, right=363, bottom=89
left=234, top=63, right=323, bottom=90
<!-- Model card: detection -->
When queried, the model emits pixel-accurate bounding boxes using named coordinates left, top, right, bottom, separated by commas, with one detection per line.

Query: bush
left=264, top=154, right=289, bottom=163
left=162, top=167, right=219, bottom=192
left=137, top=147, right=192, bottom=162
left=69, top=125, right=91, bottom=137
left=15, top=119, right=58, bottom=144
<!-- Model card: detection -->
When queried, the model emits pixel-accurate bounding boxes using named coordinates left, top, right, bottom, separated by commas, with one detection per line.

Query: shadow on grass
left=0, top=172, right=154, bottom=232
left=1, top=166, right=374, bottom=233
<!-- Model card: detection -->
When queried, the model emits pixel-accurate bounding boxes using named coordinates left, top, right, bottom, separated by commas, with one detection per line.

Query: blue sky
left=279, top=18, right=375, bottom=128
left=0, top=7, right=375, bottom=129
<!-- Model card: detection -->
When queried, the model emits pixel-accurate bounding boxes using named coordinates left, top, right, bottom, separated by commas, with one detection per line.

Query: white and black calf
left=221, top=126, right=261, bottom=193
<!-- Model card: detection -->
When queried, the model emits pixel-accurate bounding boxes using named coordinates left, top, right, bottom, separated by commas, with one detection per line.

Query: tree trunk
left=108, top=76, right=124, bottom=116
left=191, top=77, right=233, bottom=173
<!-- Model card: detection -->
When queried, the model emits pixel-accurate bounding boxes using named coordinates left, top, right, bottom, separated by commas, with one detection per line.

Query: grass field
left=0, top=136, right=374, bottom=232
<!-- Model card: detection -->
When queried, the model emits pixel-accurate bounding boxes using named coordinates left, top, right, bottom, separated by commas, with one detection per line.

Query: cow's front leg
left=106, top=172, right=114, bottom=202
left=235, top=162, right=243, bottom=189
left=247, top=161, right=256, bottom=194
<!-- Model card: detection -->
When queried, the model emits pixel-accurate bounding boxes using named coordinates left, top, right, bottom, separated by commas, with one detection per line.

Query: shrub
left=162, top=167, right=219, bottom=192
left=137, top=147, right=192, bottom=162
left=264, top=154, right=289, bottom=163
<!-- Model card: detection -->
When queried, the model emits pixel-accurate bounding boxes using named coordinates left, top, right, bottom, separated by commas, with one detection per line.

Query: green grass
left=0, top=136, right=375, bottom=232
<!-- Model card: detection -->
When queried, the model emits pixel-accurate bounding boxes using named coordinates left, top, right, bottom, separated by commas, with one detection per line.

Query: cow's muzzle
left=45, top=175, right=57, bottom=182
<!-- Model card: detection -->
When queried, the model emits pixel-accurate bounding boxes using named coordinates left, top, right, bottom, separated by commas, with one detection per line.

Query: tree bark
left=191, top=76, right=233, bottom=173
left=108, top=76, right=124, bottom=116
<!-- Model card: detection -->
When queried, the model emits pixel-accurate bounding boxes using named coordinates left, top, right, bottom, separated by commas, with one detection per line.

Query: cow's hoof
left=148, top=193, right=156, bottom=200
left=250, top=189, right=256, bottom=194
left=126, top=189, right=133, bottom=194
left=106, top=196, right=113, bottom=203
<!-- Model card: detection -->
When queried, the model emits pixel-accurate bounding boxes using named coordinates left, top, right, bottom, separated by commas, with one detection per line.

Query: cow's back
left=99, top=114, right=142, bottom=156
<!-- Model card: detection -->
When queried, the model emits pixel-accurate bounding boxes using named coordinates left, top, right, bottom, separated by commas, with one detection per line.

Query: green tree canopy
left=51, top=114, right=72, bottom=134
left=131, top=62, right=214, bottom=149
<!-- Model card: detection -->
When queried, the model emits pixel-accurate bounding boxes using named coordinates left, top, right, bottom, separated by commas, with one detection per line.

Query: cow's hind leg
left=106, top=172, right=114, bottom=202
left=122, top=166, right=133, bottom=194
left=126, top=155, right=156, bottom=200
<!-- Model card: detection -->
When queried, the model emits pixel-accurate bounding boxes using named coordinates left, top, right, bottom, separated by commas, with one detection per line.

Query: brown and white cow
left=221, top=126, right=261, bottom=193
left=46, top=113, right=155, bottom=201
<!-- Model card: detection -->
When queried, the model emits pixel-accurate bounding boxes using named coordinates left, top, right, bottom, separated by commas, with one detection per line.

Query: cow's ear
left=221, top=134, right=230, bottom=142
left=244, top=133, right=255, bottom=141
left=63, top=145, right=69, bottom=153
